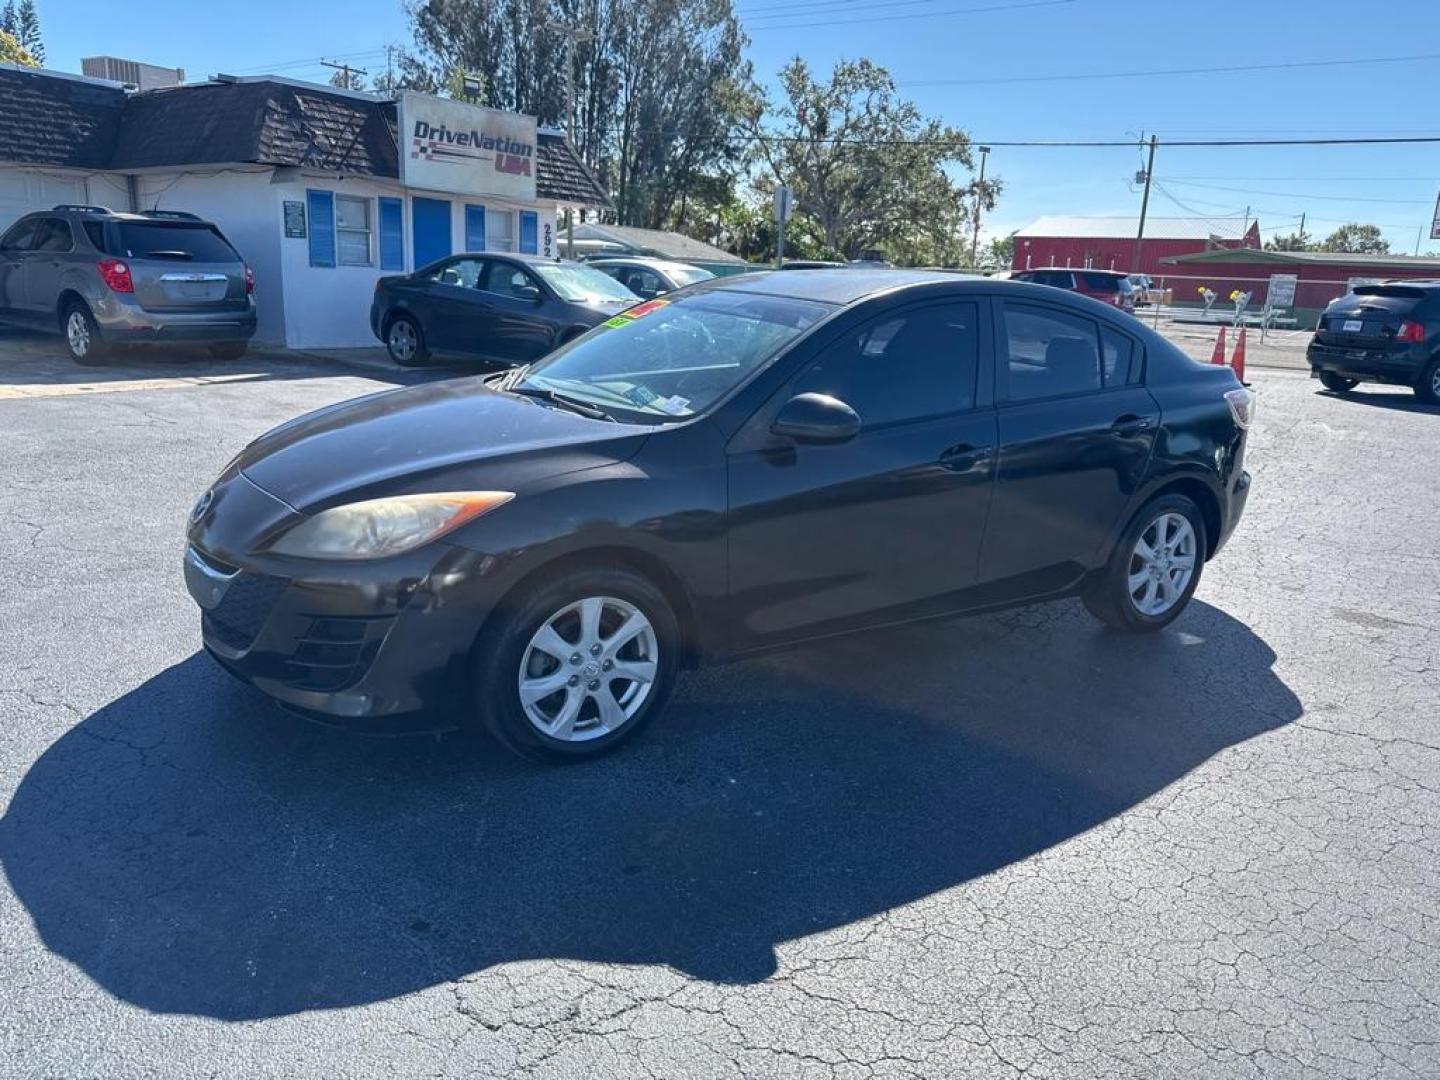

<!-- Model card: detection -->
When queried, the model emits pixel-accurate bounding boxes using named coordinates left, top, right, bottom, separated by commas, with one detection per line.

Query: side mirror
left=516, top=284, right=542, bottom=303
left=771, top=393, right=861, bottom=444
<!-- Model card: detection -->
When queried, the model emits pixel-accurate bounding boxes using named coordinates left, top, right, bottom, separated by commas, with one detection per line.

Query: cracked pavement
left=0, top=336, right=1436, bottom=1078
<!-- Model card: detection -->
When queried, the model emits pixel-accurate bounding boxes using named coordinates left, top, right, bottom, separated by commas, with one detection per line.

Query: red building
left=1159, top=248, right=1440, bottom=323
left=1011, top=215, right=1260, bottom=278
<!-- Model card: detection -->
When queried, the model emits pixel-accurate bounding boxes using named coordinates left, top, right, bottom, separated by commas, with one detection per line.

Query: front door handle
left=1110, top=414, right=1154, bottom=437
left=939, top=443, right=989, bottom=472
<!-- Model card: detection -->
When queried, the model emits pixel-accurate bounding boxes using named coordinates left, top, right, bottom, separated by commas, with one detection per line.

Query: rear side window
left=33, top=218, right=74, bottom=253
left=1082, top=272, right=1122, bottom=291
left=82, top=221, right=106, bottom=250
left=113, top=223, right=238, bottom=262
left=1001, top=302, right=1102, bottom=401
left=793, top=301, right=980, bottom=425
left=1102, top=326, right=1139, bottom=385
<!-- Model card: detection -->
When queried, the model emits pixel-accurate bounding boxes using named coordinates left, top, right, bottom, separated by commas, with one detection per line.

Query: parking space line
left=0, top=372, right=271, bottom=400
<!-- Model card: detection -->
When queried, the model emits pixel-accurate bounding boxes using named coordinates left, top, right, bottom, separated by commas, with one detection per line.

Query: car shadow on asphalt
left=1317, top=387, right=1440, bottom=414
left=0, top=598, right=1301, bottom=1020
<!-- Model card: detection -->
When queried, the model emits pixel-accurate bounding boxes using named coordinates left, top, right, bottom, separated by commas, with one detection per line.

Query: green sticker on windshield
left=603, top=315, right=631, bottom=329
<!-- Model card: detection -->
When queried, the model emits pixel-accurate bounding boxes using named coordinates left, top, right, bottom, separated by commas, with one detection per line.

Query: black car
left=1307, top=282, right=1440, bottom=403
left=586, top=256, right=714, bottom=298
left=370, top=253, right=638, bottom=367
left=187, top=270, right=1253, bottom=760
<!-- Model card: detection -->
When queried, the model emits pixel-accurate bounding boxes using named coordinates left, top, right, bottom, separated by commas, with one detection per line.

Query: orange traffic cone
left=1210, top=326, right=1227, bottom=365
left=1230, top=327, right=1247, bottom=382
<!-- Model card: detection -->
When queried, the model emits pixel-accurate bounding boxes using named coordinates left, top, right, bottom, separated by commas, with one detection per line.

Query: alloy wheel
left=1127, top=511, right=1197, bottom=617
left=517, top=596, right=658, bottom=742
left=388, top=321, right=416, bottom=362
left=66, top=311, right=90, bottom=358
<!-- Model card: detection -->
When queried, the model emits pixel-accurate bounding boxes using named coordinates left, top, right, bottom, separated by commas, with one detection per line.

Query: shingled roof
left=0, top=64, right=125, bottom=168
left=0, top=67, right=609, bottom=207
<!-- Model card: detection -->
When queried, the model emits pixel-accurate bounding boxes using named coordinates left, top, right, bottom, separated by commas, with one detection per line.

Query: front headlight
left=267, top=491, right=514, bottom=560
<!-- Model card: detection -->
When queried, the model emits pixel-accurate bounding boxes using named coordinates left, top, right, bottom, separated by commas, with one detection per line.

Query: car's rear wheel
left=474, top=568, right=679, bottom=761
left=385, top=314, right=430, bottom=367
left=62, top=302, right=109, bottom=366
left=1083, top=494, right=1206, bottom=633
left=1415, top=358, right=1440, bottom=405
left=208, top=342, right=248, bottom=362
left=1319, top=371, right=1359, bottom=393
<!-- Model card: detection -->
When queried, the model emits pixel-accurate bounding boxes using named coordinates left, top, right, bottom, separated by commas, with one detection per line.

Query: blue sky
left=34, top=0, right=1440, bottom=252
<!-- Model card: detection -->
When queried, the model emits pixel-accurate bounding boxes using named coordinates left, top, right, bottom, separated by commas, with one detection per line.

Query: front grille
left=282, top=616, right=392, bottom=692
left=203, top=572, right=287, bottom=651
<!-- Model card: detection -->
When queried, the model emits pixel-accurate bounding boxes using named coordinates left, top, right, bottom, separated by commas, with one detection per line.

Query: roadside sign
left=1432, top=190, right=1440, bottom=240
left=1267, top=274, right=1297, bottom=310
left=773, top=185, right=793, bottom=226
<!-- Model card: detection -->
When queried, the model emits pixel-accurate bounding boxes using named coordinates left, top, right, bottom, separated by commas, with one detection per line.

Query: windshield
left=533, top=263, right=639, bottom=303
left=516, top=290, right=832, bottom=421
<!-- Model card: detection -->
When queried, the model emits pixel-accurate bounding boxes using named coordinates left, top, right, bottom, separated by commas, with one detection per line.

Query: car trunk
left=1315, top=286, right=1427, bottom=348
left=106, top=221, right=249, bottom=314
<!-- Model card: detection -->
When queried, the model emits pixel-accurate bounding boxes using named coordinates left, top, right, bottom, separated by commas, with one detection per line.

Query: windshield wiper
left=508, top=384, right=614, bottom=421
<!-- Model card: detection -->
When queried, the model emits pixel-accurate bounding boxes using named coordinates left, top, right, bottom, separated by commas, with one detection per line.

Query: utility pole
left=320, top=59, right=368, bottom=90
left=544, top=21, right=595, bottom=136
left=1298, top=212, right=1306, bottom=247
left=969, top=145, right=991, bottom=268
left=1131, top=134, right=1157, bottom=273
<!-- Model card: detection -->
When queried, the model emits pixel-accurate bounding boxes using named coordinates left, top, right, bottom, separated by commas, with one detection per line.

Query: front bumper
left=1307, top=342, right=1425, bottom=385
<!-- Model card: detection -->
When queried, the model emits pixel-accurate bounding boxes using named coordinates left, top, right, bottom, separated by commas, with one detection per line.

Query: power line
left=1161, top=179, right=1432, bottom=205
left=897, top=51, right=1440, bottom=87
left=742, top=0, right=995, bottom=22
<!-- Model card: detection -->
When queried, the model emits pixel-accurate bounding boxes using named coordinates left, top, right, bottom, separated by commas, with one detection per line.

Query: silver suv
left=0, top=205, right=257, bottom=365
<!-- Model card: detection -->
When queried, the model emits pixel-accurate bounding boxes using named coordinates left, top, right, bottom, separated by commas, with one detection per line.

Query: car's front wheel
left=1415, top=357, right=1440, bottom=405
left=1083, top=494, right=1206, bottom=633
left=385, top=314, right=430, bottom=367
left=1318, top=371, right=1359, bottom=393
left=62, top=302, right=109, bottom=366
left=474, top=568, right=680, bottom=761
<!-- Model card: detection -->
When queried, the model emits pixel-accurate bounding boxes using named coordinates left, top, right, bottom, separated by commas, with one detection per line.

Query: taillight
left=1224, top=387, right=1256, bottom=430
left=97, top=257, right=133, bottom=293
left=1397, top=319, right=1425, bottom=343
left=244, top=264, right=255, bottom=295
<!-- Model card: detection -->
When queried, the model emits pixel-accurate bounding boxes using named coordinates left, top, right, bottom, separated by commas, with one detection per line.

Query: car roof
left=1026, top=266, right=1127, bottom=278
left=35, top=205, right=220, bottom=226
left=588, top=256, right=692, bottom=270
left=699, top=268, right=990, bottom=305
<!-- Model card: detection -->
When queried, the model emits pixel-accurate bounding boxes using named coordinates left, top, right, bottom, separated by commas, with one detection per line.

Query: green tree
left=1320, top=222, right=1389, bottom=255
left=1265, top=230, right=1314, bottom=252
left=985, top=231, right=1017, bottom=271
left=745, top=57, right=988, bottom=264
left=402, top=0, right=754, bottom=232
left=15, top=0, right=39, bottom=64
left=0, top=28, right=35, bottom=66
left=328, top=66, right=367, bottom=91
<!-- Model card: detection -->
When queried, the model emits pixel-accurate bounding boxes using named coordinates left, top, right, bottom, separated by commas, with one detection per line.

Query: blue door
left=412, top=197, right=451, bottom=269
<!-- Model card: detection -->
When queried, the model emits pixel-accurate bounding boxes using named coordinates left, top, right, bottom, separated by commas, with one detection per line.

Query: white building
left=0, top=65, right=609, bottom=348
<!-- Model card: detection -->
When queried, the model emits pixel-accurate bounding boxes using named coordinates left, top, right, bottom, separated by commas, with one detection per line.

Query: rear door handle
left=1110, top=414, right=1154, bottom=437
left=939, top=443, right=990, bottom=472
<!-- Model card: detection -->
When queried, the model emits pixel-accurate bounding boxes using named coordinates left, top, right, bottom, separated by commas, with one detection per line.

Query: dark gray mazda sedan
left=189, top=270, right=1253, bottom=760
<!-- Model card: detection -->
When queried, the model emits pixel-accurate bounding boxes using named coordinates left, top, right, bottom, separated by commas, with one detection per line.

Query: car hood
left=235, top=377, right=650, bottom=511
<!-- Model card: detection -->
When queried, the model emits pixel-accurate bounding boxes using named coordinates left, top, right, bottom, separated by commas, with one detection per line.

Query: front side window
left=428, top=258, right=483, bottom=288
left=335, top=196, right=372, bottom=266
left=1, top=219, right=39, bottom=251
left=1001, top=303, right=1103, bottom=402
left=792, top=301, right=980, bottom=426
left=518, top=290, right=831, bottom=421
left=485, top=210, right=516, bottom=253
left=481, top=260, right=540, bottom=299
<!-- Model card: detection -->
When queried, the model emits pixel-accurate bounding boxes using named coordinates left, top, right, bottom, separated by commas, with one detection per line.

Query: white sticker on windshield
left=656, top=395, right=691, bottom=415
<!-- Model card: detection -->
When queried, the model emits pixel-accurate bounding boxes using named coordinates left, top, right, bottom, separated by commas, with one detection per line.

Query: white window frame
left=335, top=195, right=373, bottom=267
left=485, top=208, right=517, bottom=253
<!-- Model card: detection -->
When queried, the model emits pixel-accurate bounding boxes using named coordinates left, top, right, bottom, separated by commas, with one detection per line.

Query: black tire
left=1415, top=357, right=1440, bottom=405
left=1082, top=493, right=1207, bottom=634
left=1318, top=371, right=1359, bottom=393
left=473, top=567, right=680, bottom=762
left=385, top=314, right=431, bottom=367
left=62, top=301, right=109, bottom=365
left=208, top=342, right=248, bottom=362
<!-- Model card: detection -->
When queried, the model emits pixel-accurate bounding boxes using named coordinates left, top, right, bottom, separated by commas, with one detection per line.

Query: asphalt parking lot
left=1, top=331, right=1437, bottom=1079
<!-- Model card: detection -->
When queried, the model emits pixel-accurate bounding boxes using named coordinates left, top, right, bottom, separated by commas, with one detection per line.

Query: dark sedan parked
left=189, top=270, right=1253, bottom=760
left=1307, top=281, right=1440, bottom=403
left=370, top=253, right=638, bottom=366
